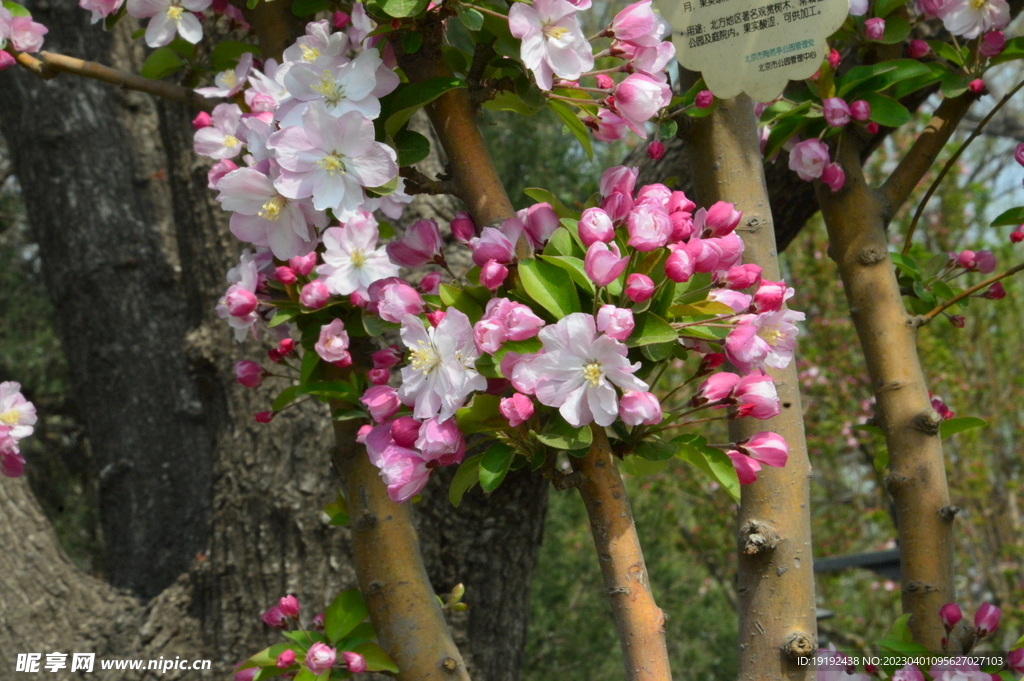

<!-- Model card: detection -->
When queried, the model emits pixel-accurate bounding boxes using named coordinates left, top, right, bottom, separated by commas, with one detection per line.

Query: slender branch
left=900, top=78, right=1024, bottom=254
left=570, top=425, right=672, bottom=681
left=920, top=263, right=1024, bottom=323
left=879, top=94, right=975, bottom=214
left=399, top=167, right=458, bottom=196
left=10, top=49, right=217, bottom=112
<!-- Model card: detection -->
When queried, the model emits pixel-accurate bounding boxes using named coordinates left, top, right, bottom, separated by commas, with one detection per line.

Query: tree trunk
left=0, top=5, right=548, bottom=679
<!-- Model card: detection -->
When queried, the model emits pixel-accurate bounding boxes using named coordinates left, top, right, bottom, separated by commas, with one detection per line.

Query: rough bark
left=683, top=96, right=817, bottom=681
left=0, top=5, right=549, bottom=681
left=816, top=140, right=954, bottom=651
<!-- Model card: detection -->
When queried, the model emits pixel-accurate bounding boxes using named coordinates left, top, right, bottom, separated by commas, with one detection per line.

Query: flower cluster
left=0, top=3, right=47, bottom=66
left=0, top=382, right=37, bottom=478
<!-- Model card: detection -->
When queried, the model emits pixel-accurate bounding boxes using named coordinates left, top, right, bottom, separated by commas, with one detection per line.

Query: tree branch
left=920, top=262, right=1024, bottom=323
left=879, top=94, right=976, bottom=214
left=400, top=166, right=458, bottom=196
left=570, top=425, right=671, bottom=681
left=9, top=48, right=217, bottom=112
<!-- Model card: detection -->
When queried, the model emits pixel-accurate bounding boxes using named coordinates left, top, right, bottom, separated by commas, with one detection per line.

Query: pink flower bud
left=597, top=305, right=635, bottom=341
left=823, top=97, right=852, bottom=127
left=368, top=367, right=390, bottom=384
left=736, top=431, right=788, bottom=467
left=974, top=602, right=1001, bottom=637
left=391, top=416, right=422, bottom=447
left=625, top=273, right=655, bottom=302
left=789, top=139, right=830, bottom=181
left=647, top=140, right=665, bottom=160
left=599, top=165, right=638, bottom=198
left=333, top=10, right=350, bottom=27
left=610, top=0, right=660, bottom=45
left=722, top=264, right=762, bottom=290
left=585, top=241, right=628, bottom=286
left=595, top=73, right=615, bottom=89
left=0, top=51, right=15, bottom=71
left=373, top=346, right=403, bottom=369
left=419, top=272, right=442, bottom=295
left=342, top=652, right=367, bottom=673
left=865, top=17, right=885, bottom=40
left=908, top=39, right=930, bottom=58
left=278, top=595, right=299, bottom=618
left=753, top=280, right=792, bottom=313
left=665, top=248, right=695, bottom=283
left=523, top=203, right=561, bottom=248
left=949, top=314, right=966, bottom=327
left=969, top=79, right=985, bottom=94
left=305, top=643, right=336, bottom=675
left=1015, top=143, right=1024, bottom=167
left=733, top=371, right=780, bottom=419
left=261, top=605, right=287, bottom=627
left=276, top=650, right=295, bottom=669
left=415, top=417, right=466, bottom=466
left=234, top=668, right=258, bottom=681
left=866, top=122, right=879, bottom=134
left=471, top=226, right=516, bottom=267
left=300, top=280, right=330, bottom=309
left=235, top=360, right=263, bottom=388
left=627, top=204, right=672, bottom=251
left=360, top=385, right=401, bottom=423
left=668, top=191, right=696, bottom=215
left=480, top=259, right=509, bottom=291
left=451, top=210, right=477, bottom=245
left=225, top=285, right=258, bottom=317
left=474, top=318, right=506, bottom=354
left=850, top=100, right=871, bottom=121
left=426, top=309, right=446, bottom=327
left=500, top=392, right=535, bottom=427
left=207, top=159, right=238, bottom=190
left=821, top=163, right=846, bottom=193
left=289, top=252, right=317, bottom=276
left=368, top=278, right=425, bottom=322
left=1007, top=649, right=1024, bottom=673
left=602, top=191, right=635, bottom=223
left=980, top=30, right=1005, bottom=57
left=982, top=282, right=1006, bottom=299
left=1012, top=229, right=1024, bottom=243
left=618, top=391, right=662, bottom=425
left=387, top=219, right=445, bottom=268
left=315, top=319, right=350, bottom=364
left=192, top=111, right=213, bottom=129
left=695, top=90, right=714, bottom=109
left=637, top=183, right=672, bottom=208
left=694, top=372, right=740, bottom=404
left=702, top=201, right=743, bottom=237
left=275, top=266, right=297, bottom=284
left=828, top=48, right=841, bottom=69
left=579, top=207, right=616, bottom=246
left=254, top=411, right=274, bottom=424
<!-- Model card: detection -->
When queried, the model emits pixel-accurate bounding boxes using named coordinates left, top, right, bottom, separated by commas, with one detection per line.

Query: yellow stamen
left=582, top=362, right=603, bottom=386
left=223, top=135, right=240, bottom=148
left=312, top=71, right=346, bottom=106
left=410, top=341, right=439, bottom=374
left=969, top=0, right=986, bottom=8
left=258, top=196, right=287, bottom=220
left=221, top=70, right=237, bottom=87
left=757, top=327, right=784, bottom=346
left=166, top=5, right=185, bottom=20
left=543, top=24, right=570, bottom=40
left=317, top=152, right=347, bottom=175
left=0, top=409, right=19, bottom=426
left=301, top=44, right=321, bottom=62
left=350, top=249, right=366, bottom=267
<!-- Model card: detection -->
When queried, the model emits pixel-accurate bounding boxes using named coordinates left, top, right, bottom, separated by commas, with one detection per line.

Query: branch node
left=857, top=246, right=887, bottom=266
left=884, top=472, right=909, bottom=494
left=352, top=511, right=379, bottom=531
left=939, top=505, right=961, bottom=522
left=739, top=520, right=780, bottom=555
left=442, top=657, right=459, bottom=671
left=907, top=315, right=928, bottom=328
left=551, top=470, right=582, bottom=490
left=783, top=631, right=817, bottom=661
left=911, top=409, right=943, bottom=435
left=903, top=580, right=939, bottom=595
left=606, top=585, right=631, bottom=595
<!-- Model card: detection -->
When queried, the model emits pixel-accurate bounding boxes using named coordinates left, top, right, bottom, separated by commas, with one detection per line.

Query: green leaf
left=291, top=0, right=331, bottom=16
left=939, top=416, right=987, bottom=438
left=875, top=0, right=907, bottom=17
left=912, top=280, right=935, bottom=305
left=449, top=454, right=482, bottom=506
left=1, top=1, right=29, bottom=16
left=439, top=283, right=485, bottom=321
left=332, top=409, right=366, bottom=422
left=455, top=4, right=484, bottom=30
left=620, top=455, right=669, bottom=476
left=253, top=666, right=290, bottom=680
left=940, top=72, right=972, bottom=98
left=272, top=381, right=359, bottom=411
left=140, top=47, right=186, bottom=80
left=991, top=36, right=1024, bottom=64
left=210, top=41, right=260, bottom=71
left=535, top=413, right=592, bottom=450
left=547, top=99, right=594, bottom=161
left=932, top=280, right=955, bottom=301
left=634, top=440, right=676, bottom=461
left=884, top=613, right=914, bottom=643
left=538, top=255, right=595, bottom=294
left=877, top=638, right=931, bottom=655
left=363, top=312, right=400, bottom=337
left=455, top=394, right=506, bottom=434
left=479, top=442, right=515, bottom=493
left=379, top=0, right=428, bottom=16
left=849, top=59, right=930, bottom=96
left=383, top=77, right=466, bottom=137
left=324, top=492, right=349, bottom=527
left=300, top=347, right=321, bottom=384
left=482, top=91, right=542, bottom=116
left=990, top=206, right=1024, bottom=227
left=928, top=39, right=967, bottom=67
left=517, top=258, right=581, bottom=318
left=324, top=589, right=368, bottom=643
left=890, top=62, right=946, bottom=99
left=758, top=100, right=812, bottom=126
left=763, top=114, right=807, bottom=161
left=852, top=423, right=884, bottom=437
left=394, top=128, right=430, bottom=167
left=351, top=641, right=399, bottom=673
left=876, top=16, right=911, bottom=44
left=402, top=30, right=423, bottom=54
left=365, top=175, right=399, bottom=197
left=523, top=187, right=578, bottom=220
left=269, top=307, right=300, bottom=328
left=674, top=434, right=741, bottom=502
left=889, top=252, right=920, bottom=280
left=837, top=63, right=897, bottom=96
left=860, top=92, right=912, bottom=128
left=626, top=312, right=677, bottom=347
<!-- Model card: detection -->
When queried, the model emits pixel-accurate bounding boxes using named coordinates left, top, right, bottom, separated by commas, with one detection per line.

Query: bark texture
left=683, top=96, right=817, bottom=681
left=817, top=140, right=954, bottom=651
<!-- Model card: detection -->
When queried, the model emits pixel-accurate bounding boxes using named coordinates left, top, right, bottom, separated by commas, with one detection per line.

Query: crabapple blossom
left=693, top=372, right=741, bottom=404
left=722, top=264, right=762, bottom=290
left=7, top=15, right=47, bottom=51
left=697, top=201, right=742, bottom=237
left=386, top=218, right=444, bottom=268
left=708, top=289, right=752, bottom=313
left=275, top=266, right=297, bottom=284
left=361, top=385, right=401, bottom=423
left=585, top=241, right=628, bottom=286
left=521, top=203, right=561, bottom=247
left=725, top=309, right=805, bottom=374
left=79, top=0, right=125, bottom=22
left=579, top=208, right=616, bottom=246
left=0, top=438, right=25, bottom=478
left=268, top=105, right=398, bottom=217
left=127, top=0, right=211, bottom=47
left=941, top=0, right=1009, bottom=39
left=647, top=141, right=665, bottom=160
left=225, top=286, right=258, bottom=317
left=788, top=139, right=830, bottom=181
left=194, top=103, right=244, bottom=160
left=733, top=372, right=780, bottom=419
left=908, top=39, right=931, bottom=58
left=982, top=281, right=1006, bottom=299
left=728, top=432, right=788, bottom=483
left=217, top=251, right=261, bottom=342
left=626, top=203, right=673, bottom=251
left=1007, top=649, right=1024, bottom=674
left=528, top=313, right=649, bottom=427
left=940, top=603, right=963, bottom=629
left=450, top=211, right=477, bottom=244
left=235, top=360, right=263, bottom=388
left=315, top=319, right=351, bottom=364
left=300, top=280, right=330, bottom=309
left=318, top=214, right=400, bottom=296
left=414, top=417, right=466, bottom=466
left=625, top=273, right=655, bottom=302
left=480, top=260, right=509, bottom=290
left=865, top=17, right=886, bottom=39
left=596, top=305, right=634, bottom=341
left=398, top=309, right=486, bottom=421
left=508, top=0, right=594, bottom=90
left=892, top=664, right=925, bottom=681
left=695, top=90, right=715, bottom=109
left=305, top=644, right=336, bottom=675
left=590, top=110, right=629, bottom=142
left=665, top=247, right=695, bottom=283
left=389, top=417, right=420, bottom=448
left=821, top=163, right=846, bottom=192
left=207, top=159, right=237, bottom=190
left=282, top=48, right=397, bottom=123
left=599, top=166, right=638, bottom=200
left=365, top=423, right=432, bottom=502
left=500, top=393, right=535, bottom=427
left=614, top=73, right=672, bottom=137
left=610, top=0, right=663, bottom=47
left=850, top=100, right=871, bottom=121
left=1015, top=142, right=1024, bottom=167
left=196, top=52, right=253, bottom=98
left=470, top=220, right=520, bottom=266
left=290, top=252, right=317, bottom=276
left=753, top=279, right=793, bottom=313
left=367, top=277, right=425, bottom=322
left=619, top=391, right=662, bottom=425
left=974, top=602, right=1001, bottom=636
left=823, top=98, right=851, bottom=127
left=261, top=606, right=288, bottom=628
left=342, top=652, right=367, bottom=673
left=276, top=650, right=296, bottom=669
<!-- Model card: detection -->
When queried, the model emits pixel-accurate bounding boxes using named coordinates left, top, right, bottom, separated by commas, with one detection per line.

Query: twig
left=10, top=49, right=217, bottom=112
left=919, top=262, right=1024, bottom=323
left=399, top=167, right=458, bottom=196
left=900, top=78, right=1024, bottom=254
